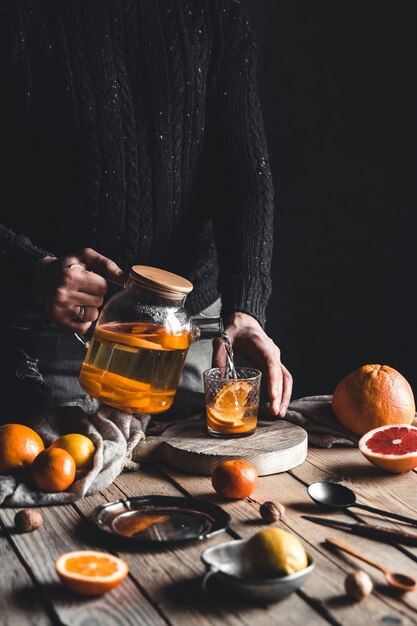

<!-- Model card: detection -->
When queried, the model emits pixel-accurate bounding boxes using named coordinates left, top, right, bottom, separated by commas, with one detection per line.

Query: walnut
left=259, top=501, right=285, bottom=523
left=14, top=509, right=44, bottom=533
left=344, top=570, right=373, bottom=600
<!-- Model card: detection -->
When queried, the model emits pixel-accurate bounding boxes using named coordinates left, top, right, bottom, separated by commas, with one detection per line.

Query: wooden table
left=1, top=446, right=417, bottom=626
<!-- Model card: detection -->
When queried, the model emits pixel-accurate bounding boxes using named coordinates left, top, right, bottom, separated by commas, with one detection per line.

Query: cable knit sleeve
left=207, top=0, right=274, bottom=328
left=0, top=224, right=52, bottom=287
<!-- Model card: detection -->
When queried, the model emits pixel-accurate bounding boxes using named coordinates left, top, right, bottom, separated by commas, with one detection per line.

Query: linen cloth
left=0, top=394, right=357, bottom=507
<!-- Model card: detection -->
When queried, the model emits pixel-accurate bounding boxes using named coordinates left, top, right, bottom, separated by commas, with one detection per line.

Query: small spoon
left=308, top=481, right=417, bottom=527
left=326, top=537, right=417, bottom=592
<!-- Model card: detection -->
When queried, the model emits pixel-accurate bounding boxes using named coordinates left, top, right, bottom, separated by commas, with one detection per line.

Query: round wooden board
left=133, top=418, right=308, bottom=476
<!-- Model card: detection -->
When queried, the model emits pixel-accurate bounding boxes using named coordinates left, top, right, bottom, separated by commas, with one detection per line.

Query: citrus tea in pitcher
left=78, top=265, right=223, bottom=414
left=79, top=322, right=190, bottom=413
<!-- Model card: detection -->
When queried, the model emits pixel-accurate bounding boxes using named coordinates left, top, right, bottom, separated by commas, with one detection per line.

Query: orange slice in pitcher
left=95, top=326, right=166, bottom=350
left=97, top=369, right=151, bottom=392
left=159, top=331, right=189, bottom=350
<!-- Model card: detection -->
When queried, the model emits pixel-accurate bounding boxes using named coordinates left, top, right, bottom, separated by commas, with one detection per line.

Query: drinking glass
left=203, top=367, right=262, bottom=438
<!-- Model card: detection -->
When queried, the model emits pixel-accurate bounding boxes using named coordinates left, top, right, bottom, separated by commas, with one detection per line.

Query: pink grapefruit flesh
left=359, top=424, right=417, bottom=473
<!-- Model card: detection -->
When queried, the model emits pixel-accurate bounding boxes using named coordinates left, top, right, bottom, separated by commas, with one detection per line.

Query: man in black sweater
left=0, top=0, right=292, bottom=420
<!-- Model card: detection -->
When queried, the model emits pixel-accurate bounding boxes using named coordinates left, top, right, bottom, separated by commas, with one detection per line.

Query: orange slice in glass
left=208, top=380, right=252, bottom=428
left=213, top=381, right=252, bottom=410
left=207, top=407, right=245, bottom=427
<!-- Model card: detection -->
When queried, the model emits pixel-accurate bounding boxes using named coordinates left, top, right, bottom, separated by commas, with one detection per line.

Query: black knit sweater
left=0, top=0, right=274, bottom=325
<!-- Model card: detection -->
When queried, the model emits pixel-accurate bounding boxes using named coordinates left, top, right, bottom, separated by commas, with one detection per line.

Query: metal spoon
left=326, top=537, right=417, bottom=592
left=308, top=481, right=417, bottom=527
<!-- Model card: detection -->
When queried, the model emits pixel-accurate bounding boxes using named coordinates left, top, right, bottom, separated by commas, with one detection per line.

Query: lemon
left=49, top=434, right=96, bottom=470
left=243, top=528, right=308, bottom=578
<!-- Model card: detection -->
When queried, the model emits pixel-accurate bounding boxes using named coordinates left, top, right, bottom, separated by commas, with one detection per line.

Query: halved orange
left=55, top=550, right=129, bottom=596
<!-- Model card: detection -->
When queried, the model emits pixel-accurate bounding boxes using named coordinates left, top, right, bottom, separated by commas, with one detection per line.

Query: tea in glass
left=203, top=367, right=261, bottom=437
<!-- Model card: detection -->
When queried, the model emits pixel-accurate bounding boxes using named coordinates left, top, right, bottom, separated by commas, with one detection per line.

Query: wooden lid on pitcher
left=130, top=265, right=193, bottom=295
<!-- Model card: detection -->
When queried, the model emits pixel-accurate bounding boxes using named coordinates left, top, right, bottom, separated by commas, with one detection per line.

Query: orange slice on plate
left=55, top=550, right=129, bottom=596
left=114, top=514, right=169, bottom=537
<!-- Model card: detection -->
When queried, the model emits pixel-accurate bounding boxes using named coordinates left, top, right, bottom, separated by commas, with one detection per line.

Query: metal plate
left=90, top=495, right=230, bottom=544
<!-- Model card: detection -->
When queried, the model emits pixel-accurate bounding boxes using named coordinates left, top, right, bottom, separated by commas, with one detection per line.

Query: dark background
left=245, top=0, right=417, bottom=398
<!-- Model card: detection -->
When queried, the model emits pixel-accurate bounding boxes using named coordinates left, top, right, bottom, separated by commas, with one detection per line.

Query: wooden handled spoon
left=326, top=537, right=417, bottom=592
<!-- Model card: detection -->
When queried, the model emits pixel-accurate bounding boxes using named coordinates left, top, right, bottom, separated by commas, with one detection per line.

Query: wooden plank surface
left=76, top=468, right=327, bottom=626
left=162, top=458, right=417, bottom=625
left=0, top=520, right=53, bottom=626
left=0, top=501, right=168, bottom=626
left=1, top=445, right=416, bottom=625
left=132, top=418, right=307, bottom=476
left=292, top=448, right=417, bottom=564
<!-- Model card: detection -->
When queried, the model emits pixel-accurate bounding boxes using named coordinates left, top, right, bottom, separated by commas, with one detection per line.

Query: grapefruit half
left=358, top=424, right=417, bottom=473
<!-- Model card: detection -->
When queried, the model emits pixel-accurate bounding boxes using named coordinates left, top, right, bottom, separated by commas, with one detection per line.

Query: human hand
left=212, top=312, right=292, bottom=417
left=33, top=248, right=126, bottom=333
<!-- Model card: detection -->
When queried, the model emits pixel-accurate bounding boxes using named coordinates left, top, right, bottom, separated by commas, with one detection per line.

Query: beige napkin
left=0, top=399, right=149, bottom=507
left=0, top=392, right=358, bottom=507
left=274, top=395, right=358, bottom=447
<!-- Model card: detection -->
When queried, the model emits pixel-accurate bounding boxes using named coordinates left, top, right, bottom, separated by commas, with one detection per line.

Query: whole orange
left=31, top=448, right=76, bottom=493
left=332, top=364, right=415, bottom=436
left=49, top=433, right=95, bottom=470
left=212, top=459, right=258, bottom=499
left=0, top=424, right=44, bottom=475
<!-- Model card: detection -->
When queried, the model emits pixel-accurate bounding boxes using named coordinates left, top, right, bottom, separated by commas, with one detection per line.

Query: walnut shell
left=14, top=509, right=44, bottom=533
left=344, top=570, right=373, bottom=600
left=259, top=501, right=285, bottom=523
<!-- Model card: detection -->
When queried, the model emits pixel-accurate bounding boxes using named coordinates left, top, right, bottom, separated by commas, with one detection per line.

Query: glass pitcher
left=78, top=265, right=223, bottom=413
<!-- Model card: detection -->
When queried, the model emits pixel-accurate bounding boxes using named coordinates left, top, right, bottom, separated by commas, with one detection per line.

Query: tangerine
left=55, top=550, right=128, bottom=595
left=211, top=459, right=258, bottom=499
left=0, top=424, right=44, bottom=475
left=332, top=364, right=415, bottom=436
left=49, top=433, right=95, bottom=470
left=359, top=424, right=417, bottom=473
left=31, top=448, right=76, bottom=493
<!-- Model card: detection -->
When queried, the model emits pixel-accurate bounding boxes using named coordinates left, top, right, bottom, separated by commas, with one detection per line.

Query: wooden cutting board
left=132, top=418, right=308, bottom=476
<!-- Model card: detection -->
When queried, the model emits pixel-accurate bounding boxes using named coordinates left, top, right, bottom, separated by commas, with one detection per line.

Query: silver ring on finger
left=77, top=305, right=86, bottom=321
